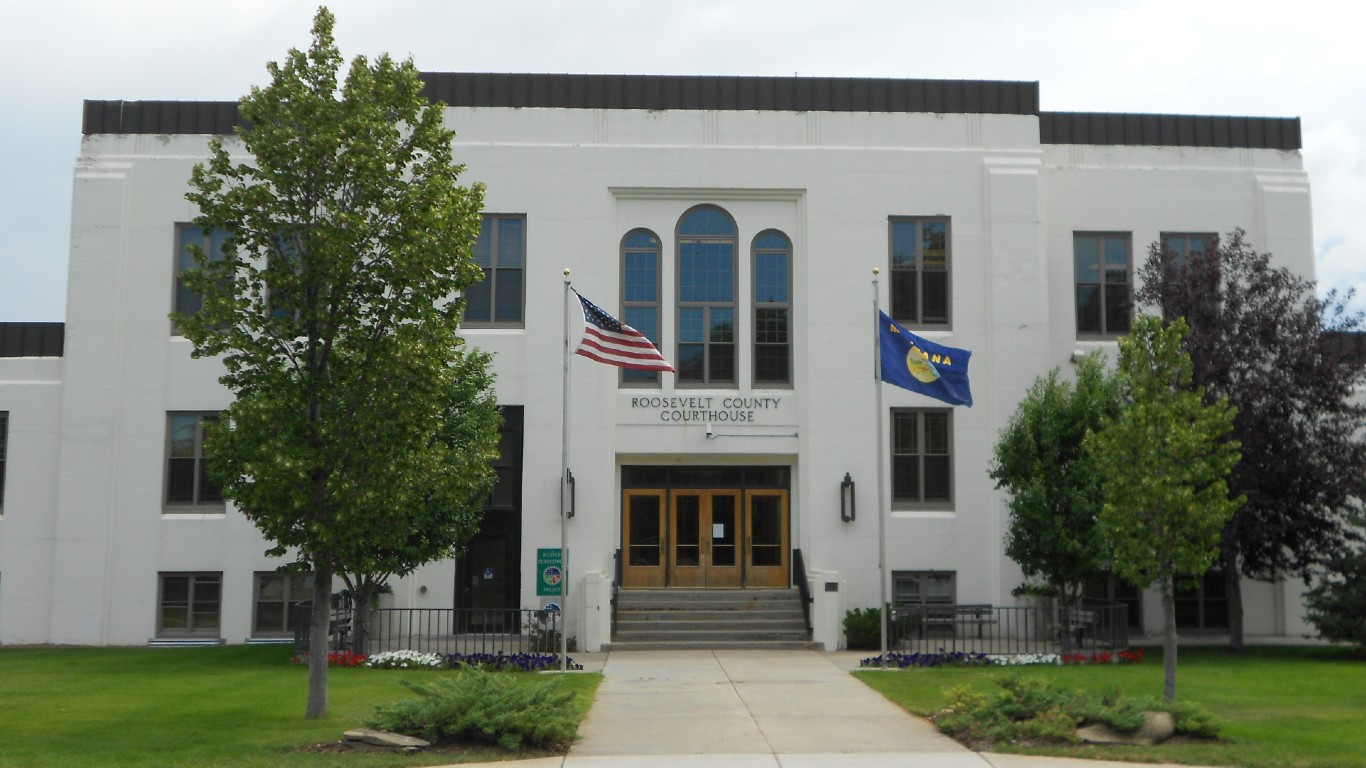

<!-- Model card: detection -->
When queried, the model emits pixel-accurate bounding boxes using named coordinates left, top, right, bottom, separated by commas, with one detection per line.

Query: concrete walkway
left=442, top=649, right=1214, bottom=768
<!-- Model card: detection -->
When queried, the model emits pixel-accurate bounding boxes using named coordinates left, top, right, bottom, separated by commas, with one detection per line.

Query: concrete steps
left=609, top=589, right=812, bottom=650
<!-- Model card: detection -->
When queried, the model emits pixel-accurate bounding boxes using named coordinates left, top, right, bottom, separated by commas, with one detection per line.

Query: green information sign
left=536, top=548, right=564, bottom=597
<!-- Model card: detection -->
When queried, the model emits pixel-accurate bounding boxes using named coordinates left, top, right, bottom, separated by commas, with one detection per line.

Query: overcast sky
left=2, top=0, right=1361, bottom=321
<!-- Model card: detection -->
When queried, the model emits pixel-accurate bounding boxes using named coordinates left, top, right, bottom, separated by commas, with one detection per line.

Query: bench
left=898, top=604, right=996, bottom=639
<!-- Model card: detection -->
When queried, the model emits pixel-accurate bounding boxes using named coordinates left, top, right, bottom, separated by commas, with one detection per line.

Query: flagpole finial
left=872, top=267, right=880, bottom=276
left=563, top=267, right=570, bottom=277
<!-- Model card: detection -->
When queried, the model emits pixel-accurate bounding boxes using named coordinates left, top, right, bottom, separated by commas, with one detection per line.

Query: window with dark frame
left=165, top=413, right=223, bottom=510
left=621, top=229, right=663, bottom=386
left=1074, top=232, right=1132, bottom=336
left=892, top=409, right=953, bottom=506
left=174, top=225, right=230, bottom=333
left=157, top=572, right=222, bottom=637
left=753, top=229, right=792, bottom=386
left=1175, top=570, right=1230, bottom=631
left=676, top=206, right=737, bottom=386
left=889, top=217, right=950, bottom=327
left=0, top=412, right=7, bottom=513
left=267, top=228, right=305, bottom=322
left=1159, top=232, right=1221, bottom=327
left=1160, top=233, right=1218, bottom=269
left=893, top=571, right=956, bottom=608
left=252, top=571, right=314, bottom=636
left=463, top=214, right=526, bottom=327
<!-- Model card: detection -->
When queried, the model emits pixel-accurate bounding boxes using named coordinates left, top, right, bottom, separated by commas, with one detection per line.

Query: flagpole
left=873, top=267, right=889, bottom=669
left=560, top=269, right=571, bottom=672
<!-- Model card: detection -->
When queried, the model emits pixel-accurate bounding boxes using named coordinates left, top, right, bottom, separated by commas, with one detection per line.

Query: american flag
left=574, top=290, right=675, bottom=372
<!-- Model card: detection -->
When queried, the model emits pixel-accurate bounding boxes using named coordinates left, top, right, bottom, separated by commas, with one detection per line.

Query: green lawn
left=0, top=645, right=601, bottom=768
left=855, top=645, right=1366, bottom=768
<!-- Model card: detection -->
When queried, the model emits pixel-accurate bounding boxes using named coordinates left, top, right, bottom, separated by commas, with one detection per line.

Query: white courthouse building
left=0, top=73, right=1320, bottom=649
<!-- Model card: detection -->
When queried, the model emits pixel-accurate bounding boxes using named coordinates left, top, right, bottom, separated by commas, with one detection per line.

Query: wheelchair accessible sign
left=536, top=548, right=564, bottom=597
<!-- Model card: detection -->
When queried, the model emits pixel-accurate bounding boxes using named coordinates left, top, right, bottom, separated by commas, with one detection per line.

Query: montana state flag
left=878, top=311, right=973, bottom=407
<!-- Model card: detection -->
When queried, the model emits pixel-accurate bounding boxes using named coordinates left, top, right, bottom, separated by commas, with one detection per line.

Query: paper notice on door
left=713, top=523, right=725, bottom=538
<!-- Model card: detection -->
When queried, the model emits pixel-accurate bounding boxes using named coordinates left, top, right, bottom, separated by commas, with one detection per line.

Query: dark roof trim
left=82, top=74, right=1040, bottom=135
left=0, top=323, right=64, bottom=358
left=1041, top=112, right=1301, bottom=150
left=80, top=74, right=1299, bottom=151
left=83, top=99, right=244, bottom=136
left=417, top=72, right=1040, bottom=115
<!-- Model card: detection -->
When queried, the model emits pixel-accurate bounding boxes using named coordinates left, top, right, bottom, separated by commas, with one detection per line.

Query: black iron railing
left=611, top=549, right=622, bottom=639
left=792, top=548, right=812, bottom=638
left=294, top=607, right=560, bottom=657
left=886, top=601, right=1129, bottom=657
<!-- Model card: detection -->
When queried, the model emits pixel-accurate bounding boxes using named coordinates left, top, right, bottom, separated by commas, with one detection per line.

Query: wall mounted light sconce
left=840, top=472, right=856, bottom=522
left=563, top=468, right=576, bottom=518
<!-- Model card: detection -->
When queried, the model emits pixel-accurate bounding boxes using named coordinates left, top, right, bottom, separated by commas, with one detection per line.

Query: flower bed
left=861, top=649, right=1144, bottom=668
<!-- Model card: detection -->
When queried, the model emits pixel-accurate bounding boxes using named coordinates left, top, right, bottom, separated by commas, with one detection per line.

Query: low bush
left=843, top=606, right=885, bottom=650
left=367, top=671, right=579, bottom=750
left=933, top=674, right=1220, bottom=748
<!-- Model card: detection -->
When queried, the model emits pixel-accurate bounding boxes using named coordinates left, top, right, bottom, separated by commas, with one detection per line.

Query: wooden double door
left=622, top=489, right=788, bottom=589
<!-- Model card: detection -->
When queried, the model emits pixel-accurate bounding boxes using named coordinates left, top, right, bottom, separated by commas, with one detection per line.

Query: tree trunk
left=351, top=578, right=375, bottom=657
left=1162, top=572, right=1178, bottom=702
left=1058, top=594, right=1073, bottom=657
left=1223, top=547, right=1245, bottom=652
left=306, top=561, right=331, bottom=719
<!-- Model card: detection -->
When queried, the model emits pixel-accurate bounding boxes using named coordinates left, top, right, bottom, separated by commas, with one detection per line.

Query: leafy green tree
left=1087, top=316, right=1243, bottom=701
left=1304, top=512, right=1366, bottom=650
left=175, top=8, right=495, bottom=718
left=333, top=350, right=501, bottom=655
left=990, top=352, right=1123, bottom=616
left=1136, top=230, right=1366, bottom=650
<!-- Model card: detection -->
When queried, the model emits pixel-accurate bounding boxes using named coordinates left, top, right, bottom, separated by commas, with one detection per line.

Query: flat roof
left=81, top=72, right=1300, bottom=150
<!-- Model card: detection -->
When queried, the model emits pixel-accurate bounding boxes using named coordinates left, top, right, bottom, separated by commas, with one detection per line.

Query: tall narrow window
left=676, top=206, right=737, bottom=386
left=174, top=225, right=230, bottom=333
left=0, top=411, right=8, bottom=513
left=158, top=572, right=222, bottom=637
left=165, top=413, right=223, bottom=511
left=267, top=228, right=304, bottom=322
left=1159, top=232, right=1221, bottom=326
left=753, top=230, right=792, bottom=386
left=890, top=218, right=950, bottom=326
left=463, top=214, right=526, bottom=327
left=892, top=409, right=953, bottom=507
left=1074, top=233, right=1131, bottom=336
left=621, top=229, right=663, bottom=386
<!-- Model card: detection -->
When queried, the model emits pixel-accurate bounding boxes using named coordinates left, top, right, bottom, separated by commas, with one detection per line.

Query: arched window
left=752, top=230, right=792, bottom=386
left=676, top=206, right=737, bottom=385
left=621, top=229, right=662, bottom=386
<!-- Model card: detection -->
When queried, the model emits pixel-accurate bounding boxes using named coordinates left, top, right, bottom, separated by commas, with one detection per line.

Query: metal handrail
left=886, top=602, right=1131, bottom=657
left=294, top=606, right=560, bottom=657
left=792, top=548, right=813, bottom=638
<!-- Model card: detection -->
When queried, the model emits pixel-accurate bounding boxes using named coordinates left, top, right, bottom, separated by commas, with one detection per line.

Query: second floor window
left=464, top=215, right=525, bottom=327
left=753, top=230, right=792, bottom=386
left=166, top=412, right=223, bottom=510
left=892, top=408, right=953, bottom=507
left=677, top=206, right=737, bottom=386
left=174, top=225, right=230, bottom=333
left=622, top=229, right=663, bottom=386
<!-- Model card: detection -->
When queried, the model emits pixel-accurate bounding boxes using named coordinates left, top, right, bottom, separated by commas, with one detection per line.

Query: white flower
left=364, top=649, right=444, bottom=669
left=986, top=653, right=1060, bottom=666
